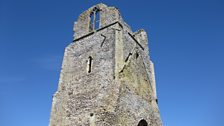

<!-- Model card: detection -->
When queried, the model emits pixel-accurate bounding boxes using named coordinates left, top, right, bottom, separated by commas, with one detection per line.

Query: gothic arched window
left=90, top=7, right=100, bottom=31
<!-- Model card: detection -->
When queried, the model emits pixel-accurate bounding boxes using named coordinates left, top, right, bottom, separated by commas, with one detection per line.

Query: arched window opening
left=138, top=119, right=148, bottom=126
left=87, top=56, right=93, bottom=73
left=89, top=7, right=100, bottom=31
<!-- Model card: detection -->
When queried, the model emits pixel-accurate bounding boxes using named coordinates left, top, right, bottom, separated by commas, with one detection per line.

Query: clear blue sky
left=0, top=0, right=223, bottom=126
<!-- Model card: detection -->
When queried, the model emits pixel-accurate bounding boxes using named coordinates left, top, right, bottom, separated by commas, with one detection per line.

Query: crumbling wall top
left=73, top=3, right=122, bottom=39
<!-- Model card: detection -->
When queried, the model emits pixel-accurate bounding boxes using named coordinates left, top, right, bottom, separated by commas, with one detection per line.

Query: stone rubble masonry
left=49, top=3, right=162, bottom=126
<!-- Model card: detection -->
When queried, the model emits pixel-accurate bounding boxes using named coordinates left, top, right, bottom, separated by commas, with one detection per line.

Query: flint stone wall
left=49, top=3, right=162, bottom=126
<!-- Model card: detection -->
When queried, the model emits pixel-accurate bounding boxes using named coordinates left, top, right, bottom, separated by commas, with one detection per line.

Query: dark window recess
left=136, top=53, right=139, bottom=59
left=138, top=119, right=148, bottom=126
left=87, top=56, right=93, bottom=73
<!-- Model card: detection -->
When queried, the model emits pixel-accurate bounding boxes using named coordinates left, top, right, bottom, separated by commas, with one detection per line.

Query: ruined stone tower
left=49, top=3, right=162, bottom=126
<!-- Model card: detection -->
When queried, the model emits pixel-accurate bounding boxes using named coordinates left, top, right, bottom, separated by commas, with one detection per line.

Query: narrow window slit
left=87, top=56, right=93, bottom=73
left=136, top=53, right=139, bottom=59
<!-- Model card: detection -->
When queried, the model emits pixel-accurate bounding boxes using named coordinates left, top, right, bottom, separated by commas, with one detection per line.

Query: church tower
left=49, top=3, right=162, bottom=126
